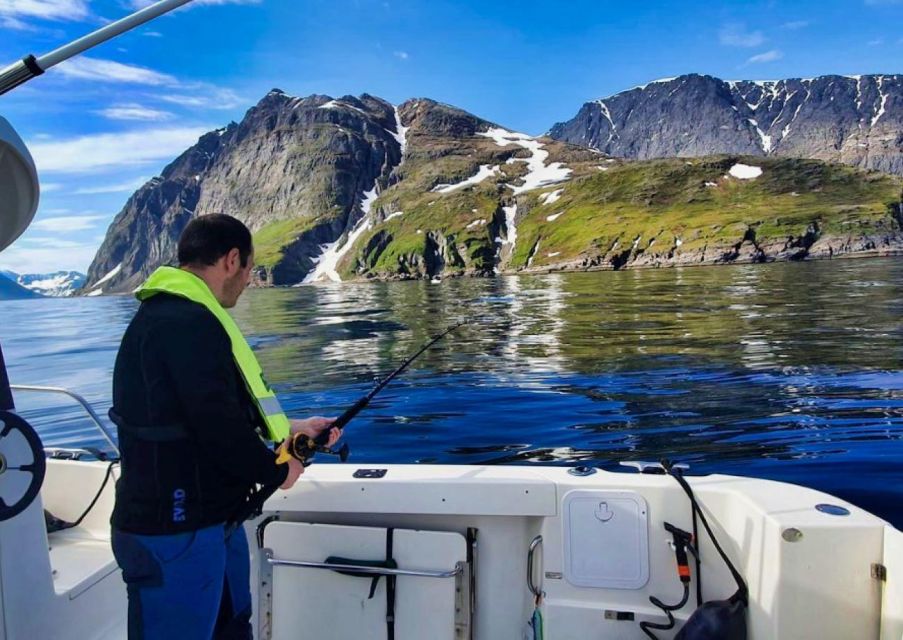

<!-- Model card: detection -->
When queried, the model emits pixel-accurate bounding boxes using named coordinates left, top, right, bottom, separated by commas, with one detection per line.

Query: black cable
left=55, top=461, right=117, bottom=531
left=639, top=582, right=690, bottom=639
left=692, top=501, right=702, bottom=607
left=670, top=467, right=748, bottom=602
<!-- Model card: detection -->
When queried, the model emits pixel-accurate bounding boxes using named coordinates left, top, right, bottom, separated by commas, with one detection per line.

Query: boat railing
left=10, top=384, right=119, bottom=456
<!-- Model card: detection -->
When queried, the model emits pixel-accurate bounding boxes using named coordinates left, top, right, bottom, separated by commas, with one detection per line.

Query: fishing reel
left=276, top=430, right=350, bottom=467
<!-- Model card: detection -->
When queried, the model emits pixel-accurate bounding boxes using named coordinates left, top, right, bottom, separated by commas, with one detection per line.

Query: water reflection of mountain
left=229, top=259, right=903, bottom=485
left=235, top=258, right=903, bottom=386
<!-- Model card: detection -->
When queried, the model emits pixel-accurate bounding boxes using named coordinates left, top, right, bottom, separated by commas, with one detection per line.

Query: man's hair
left=177, top=214, right=253, bottom=268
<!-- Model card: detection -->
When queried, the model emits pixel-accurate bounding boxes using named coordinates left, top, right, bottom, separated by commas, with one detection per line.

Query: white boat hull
left=1, top=459, right=900, bottom=639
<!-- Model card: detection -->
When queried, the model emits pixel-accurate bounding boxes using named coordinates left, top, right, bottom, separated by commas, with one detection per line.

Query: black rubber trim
left=0, top=343, right=13, bottom=412
left=23, top=55, right=44, bottom=76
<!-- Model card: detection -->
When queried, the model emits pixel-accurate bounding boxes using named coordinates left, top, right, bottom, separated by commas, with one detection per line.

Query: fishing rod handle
left=321, top=397, right=369, bottom=438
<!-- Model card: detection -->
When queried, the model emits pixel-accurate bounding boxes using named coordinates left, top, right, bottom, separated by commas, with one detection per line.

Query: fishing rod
left=228, top=320, right=468, bottom=529
left=276, top=319, right=468, bottom=465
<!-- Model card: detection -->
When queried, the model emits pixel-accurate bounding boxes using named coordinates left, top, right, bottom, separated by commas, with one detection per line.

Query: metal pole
left=0, top=0, right=196, bottom=96
left=9, top=385, right=119, bottom=455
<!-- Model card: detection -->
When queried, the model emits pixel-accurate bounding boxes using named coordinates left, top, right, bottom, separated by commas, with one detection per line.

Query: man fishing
left=109, top=213, right=341, bottom=639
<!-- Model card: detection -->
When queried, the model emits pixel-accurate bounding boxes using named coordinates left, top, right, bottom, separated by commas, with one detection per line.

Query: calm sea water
left=2, top=258, right=902, bottom=526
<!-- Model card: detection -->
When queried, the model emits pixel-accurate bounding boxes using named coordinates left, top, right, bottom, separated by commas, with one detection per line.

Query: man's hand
left=290, top=417, right=342, bottom=448
left=279, top=457, right=304, bottom=490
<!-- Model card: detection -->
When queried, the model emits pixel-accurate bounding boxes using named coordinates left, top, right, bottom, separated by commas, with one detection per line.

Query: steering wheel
left=0, top=410, right=46, bottom=522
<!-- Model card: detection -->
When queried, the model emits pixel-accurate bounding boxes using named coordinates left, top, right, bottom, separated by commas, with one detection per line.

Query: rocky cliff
left=86, top=90, right=404, bottom=292
left=549, top=74, right=903, bottom=176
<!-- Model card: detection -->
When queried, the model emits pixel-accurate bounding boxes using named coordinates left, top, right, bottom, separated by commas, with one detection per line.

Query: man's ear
left=225, top=247, right=241, bottom=274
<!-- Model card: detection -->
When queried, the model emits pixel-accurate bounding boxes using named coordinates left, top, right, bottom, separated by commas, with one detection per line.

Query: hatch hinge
left=871, top=563, right=887, bottom=582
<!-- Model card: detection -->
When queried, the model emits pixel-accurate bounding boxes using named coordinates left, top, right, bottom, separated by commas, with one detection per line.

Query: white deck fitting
left=0, top=459, right=900, bottom=640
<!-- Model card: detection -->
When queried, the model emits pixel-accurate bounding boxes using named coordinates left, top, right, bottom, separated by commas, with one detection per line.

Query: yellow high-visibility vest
left=135, top=266, right=290, bottom=442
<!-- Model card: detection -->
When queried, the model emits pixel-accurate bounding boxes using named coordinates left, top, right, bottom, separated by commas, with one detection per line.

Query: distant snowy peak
left=550, top=73, right=903, bottom=176
left=15, top=271, right=86, bottom=297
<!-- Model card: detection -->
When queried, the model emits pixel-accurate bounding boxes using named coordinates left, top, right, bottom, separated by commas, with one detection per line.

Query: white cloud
left=29, top=126, right=210, bottom=173
left=158, top=86, right=244, bottom=109
left=19, top=236, right=86, bottom=248
left=1, top=15, right=35, bottom=29
left=54, top=57, right=178, bottom=86
left=40, top=182, right=63, bottom=192
left=97, top=103, right=174, bottom=121
left=747, top=49, right=784, bottom=64
left=0, top=0, right=89, bottom=21
left=0, top=240, right=101, bottom=273
left=42, top=56, right=244, bottom=111
left=143, top=30, right=163, bottom=37
left=31, top=215, right=105, bottom=232
left=868, top=38, right=885, bottom=46
left=393, top=51, right=410, bottom=60
left=780, top=20, right=810, bottom=30
left=719, top=23, right=766, bottom=47
left=74, top=177, right=149, bottom=194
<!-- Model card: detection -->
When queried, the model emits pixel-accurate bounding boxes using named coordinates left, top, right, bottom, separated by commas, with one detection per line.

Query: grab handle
left=265, top=553, right=463, bottom=579
left=527, top=535, right=543, bottom=598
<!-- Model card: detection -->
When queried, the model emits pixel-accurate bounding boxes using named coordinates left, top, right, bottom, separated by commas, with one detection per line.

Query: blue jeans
left=112, top=523, right=253, bottom=640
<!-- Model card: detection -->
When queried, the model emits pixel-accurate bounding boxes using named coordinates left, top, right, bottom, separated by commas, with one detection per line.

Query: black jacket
left=111, top=293, right=288, bottom=534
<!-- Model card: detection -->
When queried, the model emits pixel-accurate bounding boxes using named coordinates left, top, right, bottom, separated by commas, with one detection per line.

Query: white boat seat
left=47, top=528, right=118, bottom=599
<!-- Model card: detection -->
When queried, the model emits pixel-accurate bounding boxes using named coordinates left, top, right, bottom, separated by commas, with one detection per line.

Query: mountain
left=0, top=271, right=42, bottom=300
left=86, top=91, right=404, bottom=293
left=13, top=271, right=86, bottom=297
left=549, top=74, right=903, bottom=176
left=85, top=89, right=903, bottom=292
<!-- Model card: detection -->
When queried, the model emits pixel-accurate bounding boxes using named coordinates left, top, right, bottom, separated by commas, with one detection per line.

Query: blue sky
left=0, top=0, right=901, bottom=274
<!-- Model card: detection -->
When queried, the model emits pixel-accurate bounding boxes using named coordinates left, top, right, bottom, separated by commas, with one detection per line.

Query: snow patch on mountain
left=319, top=100, right=367, bottom=115
left=87, top=264, right=122, bottom=295
left=729, top=163, right=763, bottom=180
left=539, top=189, right=563, bottom=205
left=390, top=106, right=409, bottom=158
left=478, top=127, right=571, bottom=194
left=501, top=204, right=518, bottom=252
left=748, top=119, right=773, bottom=153
left=304, top=185, right=379, bottom=283
left=432, top=165, right=500, bottom=193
